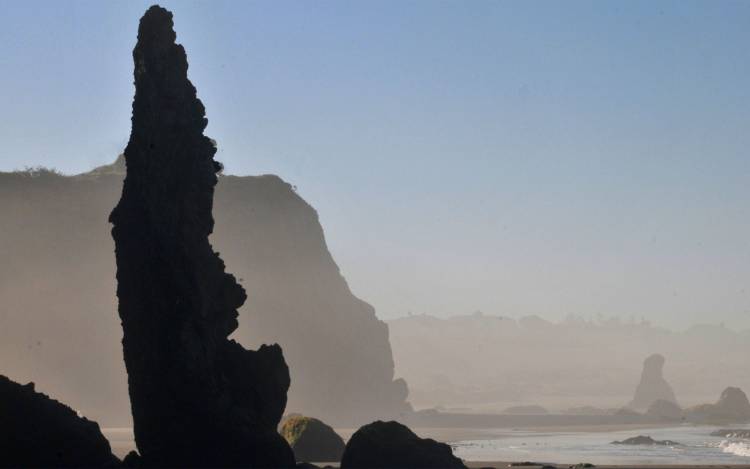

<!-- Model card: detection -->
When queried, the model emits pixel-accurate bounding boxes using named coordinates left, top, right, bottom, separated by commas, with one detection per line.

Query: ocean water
left=450, top=425, right=750, bottom=465
left=105, top=424, right=750, bottom=464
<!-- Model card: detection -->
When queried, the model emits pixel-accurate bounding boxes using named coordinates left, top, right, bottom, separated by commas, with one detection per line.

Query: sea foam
left=720, top=440, right=750, bottom=458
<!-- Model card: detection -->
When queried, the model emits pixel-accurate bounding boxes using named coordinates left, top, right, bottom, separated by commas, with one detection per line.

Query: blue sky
left=2, top=0, right=750, bottom=329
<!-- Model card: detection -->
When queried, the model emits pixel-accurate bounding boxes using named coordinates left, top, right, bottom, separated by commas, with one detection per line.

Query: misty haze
left=1, top=1, right=749, bottom=468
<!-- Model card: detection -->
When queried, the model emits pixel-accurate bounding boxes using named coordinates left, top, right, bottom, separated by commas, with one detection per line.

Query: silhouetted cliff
left=0, top=163, right=408, bottom=426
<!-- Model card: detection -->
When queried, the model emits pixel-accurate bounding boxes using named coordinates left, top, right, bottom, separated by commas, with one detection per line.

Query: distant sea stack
left=628, top=354, right=677, bottom=411
left=685, top=386, right=750, bottom=423
left=109, top=6, right=293, bottom=467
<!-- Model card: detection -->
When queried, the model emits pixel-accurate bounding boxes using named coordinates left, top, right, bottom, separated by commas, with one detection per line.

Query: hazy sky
left=2, top=1, right=750, bottom=329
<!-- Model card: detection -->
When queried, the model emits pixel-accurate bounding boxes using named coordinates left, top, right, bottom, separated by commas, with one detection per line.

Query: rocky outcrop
left=715, top=387, right=750, bottom=418
left=0, top=162, right=411, bottom=428
left=340, top=421, right=466, bottom=469
left=109, top=6, right=293, bottom=467
left=645, top=399, right=683, bottom=421
left=0, top=375, right=118, bottom=468
left=628, top=354, right=677, bottom=411
left=711, top=429, right=750, bottom=438
left=280, top=415, right=345, bottom=462
left=612, top=435, right=681, bottom=446
left=685, top=387, right=750, bottom=423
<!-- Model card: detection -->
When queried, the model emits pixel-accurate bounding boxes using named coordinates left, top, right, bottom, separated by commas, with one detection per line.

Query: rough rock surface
left=645, top=399, right=683, bottom=421
left=280, top=415, right=345, bottom=462
left=109, top=6, right=293, bottom=467
left=0, top=375, right=118, bottom=468
left=685, top=387, right=750, bottom=423
left=340, top=420, right=467, bottom=469
left=628, top=354, right=677, bottom=411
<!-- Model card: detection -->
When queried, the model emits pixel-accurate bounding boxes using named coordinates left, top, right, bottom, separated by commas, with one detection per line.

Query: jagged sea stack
left=109, top=6, right=294, bottom=467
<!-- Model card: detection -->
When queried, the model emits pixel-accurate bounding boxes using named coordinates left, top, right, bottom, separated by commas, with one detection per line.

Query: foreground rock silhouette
left=628, top=354, right=677, bottom=411
left=0, top=375, right=118, bottom=468
left=340, top=421, right=467, bottom=469
left=280, top=415, right=345, bottom=462
left=109, top=6, right=293, bottom=467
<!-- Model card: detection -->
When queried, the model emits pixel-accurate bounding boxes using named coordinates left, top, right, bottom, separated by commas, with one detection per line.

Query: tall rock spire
left=109, top=6, right=294, bottom=467
left=628, top=353, right=677, bottom=411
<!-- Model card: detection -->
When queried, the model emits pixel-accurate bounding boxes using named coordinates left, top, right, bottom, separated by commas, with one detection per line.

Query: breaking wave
left=721, top=440, right=750, bottom=458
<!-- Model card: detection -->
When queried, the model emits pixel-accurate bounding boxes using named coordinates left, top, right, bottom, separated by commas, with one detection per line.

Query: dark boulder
left=612, top=435, right=681, bottom=446
left=628, top=354, right=677, bottom=411
left=340, top=420, right=466, bottom=469
left=109, top=6, right=293, bottom=467
left=281, top=415, right=345, bottom=462
left=0, top=375, right=118, bottom=468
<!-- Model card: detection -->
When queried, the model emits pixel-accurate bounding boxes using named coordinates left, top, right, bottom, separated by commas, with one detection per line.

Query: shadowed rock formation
left=628, top=354, right=677, bottom=411
left=685, top=386, right=750, bottom=423
left=0, top=161, right=411, bottom=428
left=715, top=386, right=750, bottom=418
left=109, top=6, right=293, bottom=467
left=280, top=415, right=345, bottom=463
left=0, top=375, right=118, bottom=468
left=340, top=421, right=467, bottom=469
